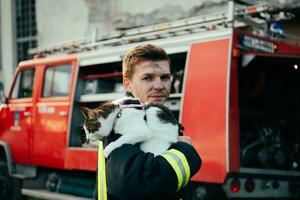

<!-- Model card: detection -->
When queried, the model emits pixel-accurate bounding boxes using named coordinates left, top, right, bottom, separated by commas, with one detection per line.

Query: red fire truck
left=1, top=2, right=300, bottom=199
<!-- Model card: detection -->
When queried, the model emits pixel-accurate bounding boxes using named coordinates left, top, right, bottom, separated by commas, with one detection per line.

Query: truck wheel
left=191, top=182, right=227, bottom=200
left=0, top=162, right=22, bottom=200
left=0, top=174, right=14, bottom=199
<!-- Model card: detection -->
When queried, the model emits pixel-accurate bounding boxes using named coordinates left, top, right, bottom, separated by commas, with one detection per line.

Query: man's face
left=123, top=60, right=171, bottom=104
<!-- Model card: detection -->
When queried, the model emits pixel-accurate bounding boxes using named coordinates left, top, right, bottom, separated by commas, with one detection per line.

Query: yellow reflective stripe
left=160, top=149, right=191, bottom=191
left=98, top=141, right=107, bottom=200
left=160, top=153, right=183, bottom=191
left=164, top=152, right=187, bottom=188
left=168, top=149, right=191, bottom=187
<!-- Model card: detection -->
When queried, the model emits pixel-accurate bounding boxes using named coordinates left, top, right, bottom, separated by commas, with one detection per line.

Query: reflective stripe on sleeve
left=98, top=141, right=107, bottom=200
left=160, top=149, right=191, bottom=191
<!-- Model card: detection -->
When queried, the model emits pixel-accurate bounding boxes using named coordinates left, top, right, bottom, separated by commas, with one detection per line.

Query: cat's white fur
left=84, top=97, right=178, bottom=157
left=104, top=104, right=151, bottom=157
left=83, top=108, right=118, bottom=143
left=141, top=106, right=178, bottom=156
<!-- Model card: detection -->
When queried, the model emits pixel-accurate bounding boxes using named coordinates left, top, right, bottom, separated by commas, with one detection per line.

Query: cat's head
left=80, top=102, right=119, bottom=142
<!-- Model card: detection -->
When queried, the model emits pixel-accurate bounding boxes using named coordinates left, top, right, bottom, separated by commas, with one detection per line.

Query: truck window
left=11, top=68, right=35, bottom=99
left=239, top=55, right=300, bottom=171
left=42, top=64, right=72, bottom=97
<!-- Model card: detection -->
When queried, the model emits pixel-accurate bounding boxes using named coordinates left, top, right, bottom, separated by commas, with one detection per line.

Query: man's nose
left=153, top=78, right=164, bottom=89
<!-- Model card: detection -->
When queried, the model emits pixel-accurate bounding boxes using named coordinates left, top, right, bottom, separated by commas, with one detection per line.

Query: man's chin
left=148, top=97, right=166, bottom=104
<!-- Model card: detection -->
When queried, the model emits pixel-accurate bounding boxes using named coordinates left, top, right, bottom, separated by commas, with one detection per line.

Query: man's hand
left=177, top=136, right=192, bottom=144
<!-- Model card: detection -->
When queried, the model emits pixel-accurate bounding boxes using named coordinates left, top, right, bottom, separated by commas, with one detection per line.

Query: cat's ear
left=80, top=107, right=95, bottom=120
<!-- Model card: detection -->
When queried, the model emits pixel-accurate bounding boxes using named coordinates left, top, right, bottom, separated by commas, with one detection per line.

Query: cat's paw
left=88, top=133, right=99, bottom=143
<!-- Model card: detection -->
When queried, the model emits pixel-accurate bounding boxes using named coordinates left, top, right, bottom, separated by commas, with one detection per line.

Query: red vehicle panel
left=4, top=100, right=32, bottom=164
left=3, top=65, right=37, bottom=164
left=182, top=38, right=231, bottom=183
left=65, top=149, right=97, bottom=171
left=31, top=59, right=77, bottom=169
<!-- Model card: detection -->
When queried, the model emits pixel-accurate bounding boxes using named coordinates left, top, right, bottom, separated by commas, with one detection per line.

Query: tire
left=191, top=182, right=228, bottom=200
left=0, top=162, right=22, bottom=200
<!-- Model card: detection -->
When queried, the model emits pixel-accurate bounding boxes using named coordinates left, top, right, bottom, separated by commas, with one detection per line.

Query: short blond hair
left=122, top=44, right=170, bottom=79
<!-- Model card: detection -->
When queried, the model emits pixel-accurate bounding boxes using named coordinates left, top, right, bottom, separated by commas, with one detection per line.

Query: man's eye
left=161, top=75, right=171, bottom=81
left=142, top=76, right=151, bottom=80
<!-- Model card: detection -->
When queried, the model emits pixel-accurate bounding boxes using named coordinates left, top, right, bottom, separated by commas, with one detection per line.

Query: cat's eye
left=86, top=121, right=100, bottom=133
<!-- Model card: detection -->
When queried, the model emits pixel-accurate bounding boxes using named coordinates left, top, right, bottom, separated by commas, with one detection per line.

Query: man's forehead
left=146, top=62, right=163, bottom=68
left=140, top=65, right=170, bottom=74
left=137, top=60, right=169, bottom=69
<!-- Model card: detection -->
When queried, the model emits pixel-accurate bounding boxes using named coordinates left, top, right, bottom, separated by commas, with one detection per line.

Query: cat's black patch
left=98, top=102, right=118, bottom=118
left=178, top=123, right=184, bottom=131
left=85, top=120, right=101, bottom=133
left=103, top=130, right=121, bottom=148
left=146, top=104, right=178, bottom=125
left=121, top=99, right=143, bottom=110
left=178, top=123, right=184, bottom=136
left=122, top=99, right=140, bottom=105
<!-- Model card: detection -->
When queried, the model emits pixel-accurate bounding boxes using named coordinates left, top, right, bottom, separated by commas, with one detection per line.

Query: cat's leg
left=140, top=138, right=171, bottom=156
left=150, top=124, right=178, bottom=143
left=104, top=130, right=151, bottom=157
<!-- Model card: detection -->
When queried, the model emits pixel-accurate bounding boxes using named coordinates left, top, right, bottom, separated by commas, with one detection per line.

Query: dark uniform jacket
left=103, top=132, right=201, bottom=200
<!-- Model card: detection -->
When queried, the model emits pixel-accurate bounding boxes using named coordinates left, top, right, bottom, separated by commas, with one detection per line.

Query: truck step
left=12, top=173, right=35, bottom=179
left=22, top=189, right=93, bottom=200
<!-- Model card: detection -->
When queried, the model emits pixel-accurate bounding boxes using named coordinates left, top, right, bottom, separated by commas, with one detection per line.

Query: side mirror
left=0, top=82, right=7, bottom=104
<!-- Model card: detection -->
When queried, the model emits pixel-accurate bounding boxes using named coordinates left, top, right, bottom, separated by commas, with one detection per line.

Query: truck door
left=5, top=68, right=35, bottom=164
left=181, top=37, right=231, bottom=183
left=32, top=63, right=73, bottom=168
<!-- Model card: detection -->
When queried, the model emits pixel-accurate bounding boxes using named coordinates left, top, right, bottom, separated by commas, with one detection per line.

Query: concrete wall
left=36, top=0, right=89, bottom=46
left=0, top=0, right=16, bottom=95
left=0, top=0, right=1, bottom=84
left=36, top=0, right=227, bottom=46
left=0, top=71, right=3, bottom=86
left=35, top=0, right=300, bottom=47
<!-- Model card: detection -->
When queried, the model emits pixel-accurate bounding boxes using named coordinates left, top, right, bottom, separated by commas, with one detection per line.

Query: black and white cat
left=81, top=97, right=181, bottom=157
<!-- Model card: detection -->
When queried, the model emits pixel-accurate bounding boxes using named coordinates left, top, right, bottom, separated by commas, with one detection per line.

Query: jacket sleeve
left=105, top=142, right=201, bottom=199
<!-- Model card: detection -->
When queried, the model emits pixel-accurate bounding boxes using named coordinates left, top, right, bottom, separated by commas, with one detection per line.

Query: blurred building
left=1, top=0, right=37, bottom=94
left=1, top=0, right=300, bottom=94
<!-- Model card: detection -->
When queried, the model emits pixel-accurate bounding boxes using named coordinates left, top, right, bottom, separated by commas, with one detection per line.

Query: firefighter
left=101, top=44, right=201, bottom=200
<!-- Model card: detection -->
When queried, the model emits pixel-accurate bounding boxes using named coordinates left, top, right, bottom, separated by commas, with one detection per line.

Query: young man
left=104, top=44, right=201, bottom=200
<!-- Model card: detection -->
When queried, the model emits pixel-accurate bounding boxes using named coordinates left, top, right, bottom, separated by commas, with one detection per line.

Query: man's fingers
left=178, top=136, right=192, bottom=144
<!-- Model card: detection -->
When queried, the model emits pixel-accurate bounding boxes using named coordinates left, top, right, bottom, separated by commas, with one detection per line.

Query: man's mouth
left=149, top=94, right=166, bottom=102
left=149, top=94, right=166, bottom=98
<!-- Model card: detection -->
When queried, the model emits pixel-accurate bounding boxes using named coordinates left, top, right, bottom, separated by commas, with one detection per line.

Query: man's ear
left=123, top=78, right=132, bottom=93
